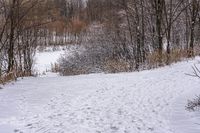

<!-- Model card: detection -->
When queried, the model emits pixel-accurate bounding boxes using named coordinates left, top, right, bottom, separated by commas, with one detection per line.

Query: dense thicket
left=59, top=0, right=200, bottom=75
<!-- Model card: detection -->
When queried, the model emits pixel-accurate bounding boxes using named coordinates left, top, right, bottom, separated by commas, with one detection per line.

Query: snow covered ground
left=34, top=50, right=64, bottom=75
left=34, top=45, right=84, bottom=75
left=0, top=50, right=200, bottom=133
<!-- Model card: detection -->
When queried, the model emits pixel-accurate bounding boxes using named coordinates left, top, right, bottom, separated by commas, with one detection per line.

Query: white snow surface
left=34, top=45, right=83, bottom=75
left=34, top=50, right=64, bottom=75
left=0, top=55, right=200, bottom=133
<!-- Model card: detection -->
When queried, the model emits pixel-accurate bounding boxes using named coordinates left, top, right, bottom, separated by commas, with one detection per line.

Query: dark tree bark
left=152, top=0, right=164, bottom=64
left=188, top=0, right=199, bottom=57
left=7, top=0, right=17, bottom=73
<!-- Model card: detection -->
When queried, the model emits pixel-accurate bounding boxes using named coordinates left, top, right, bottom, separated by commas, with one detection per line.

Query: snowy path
left=0, top=58, right=200, bottom=133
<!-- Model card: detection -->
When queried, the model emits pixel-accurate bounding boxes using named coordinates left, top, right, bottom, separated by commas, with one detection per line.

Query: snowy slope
left=34, top=45, right=84, bottom=75
left=0, top=57, right=200, bottom=133
left=34, top=50, right=64, bottom=75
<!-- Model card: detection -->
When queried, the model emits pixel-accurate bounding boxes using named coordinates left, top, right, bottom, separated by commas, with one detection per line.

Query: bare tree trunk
left=188, top=0, right=199, bottom=57
left=163, top=0, right=172, bottom=64
left=122, top=0, right=134, bottom=70
left=152, top=0, right=164, bottom=64
left=134, top=0, right=141, bottom=70
left=141, top=0, right=146, bottom=63
left=8, top=0, right=16, bottom=72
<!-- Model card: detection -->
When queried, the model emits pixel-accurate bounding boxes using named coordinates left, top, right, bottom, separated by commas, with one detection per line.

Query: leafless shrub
left=0, top=71, right=17, bottom=85
left=186, top=64, right=200, bottom=111
left=58, top=45, right=109, bottom=76
left=103, top=59, right=130, bottom=73
left=186, top=64, right=200, bottom=79
left=146, top=49, right=188, bottom=69
left=186, top=96, right=200, bottom=111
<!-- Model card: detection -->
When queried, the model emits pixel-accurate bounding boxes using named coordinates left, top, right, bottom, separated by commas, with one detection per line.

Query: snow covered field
left=0, top=50, right=200, bottom=133
left=34, top=45, right=84, bottom=75
left=34, top=50, right=64, bottom=75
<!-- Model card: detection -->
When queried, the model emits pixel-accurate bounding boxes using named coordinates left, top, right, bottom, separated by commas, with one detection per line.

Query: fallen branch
left=185, top=64, right=200, bottom=79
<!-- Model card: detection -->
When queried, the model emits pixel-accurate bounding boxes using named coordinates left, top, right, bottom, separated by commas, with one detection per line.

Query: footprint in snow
left=14, top=129, right=23, bottom=133
left=110, top=126, right=119, bottom=131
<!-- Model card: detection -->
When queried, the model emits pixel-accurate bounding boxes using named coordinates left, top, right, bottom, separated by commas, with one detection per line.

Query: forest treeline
left=1, top=0, right=200, bottom=79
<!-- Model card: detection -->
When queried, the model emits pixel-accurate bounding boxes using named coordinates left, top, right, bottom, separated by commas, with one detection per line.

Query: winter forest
left=0, top=0, right=200, bottom=133
left=0, top=0, right=200, bottom=77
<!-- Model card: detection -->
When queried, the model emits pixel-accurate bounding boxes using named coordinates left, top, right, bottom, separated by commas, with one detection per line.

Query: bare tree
left=188, top=0, right=199, bottom=57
